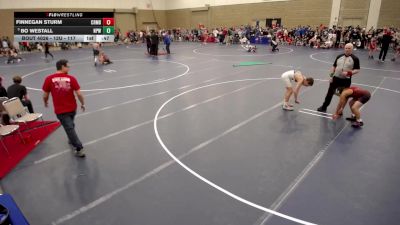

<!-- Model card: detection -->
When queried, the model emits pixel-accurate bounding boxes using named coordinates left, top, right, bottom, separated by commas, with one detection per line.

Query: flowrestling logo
left=46, top=13, right=83, bottom=18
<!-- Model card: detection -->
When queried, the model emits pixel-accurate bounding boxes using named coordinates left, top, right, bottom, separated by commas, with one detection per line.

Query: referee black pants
left=321, top=76, right=351, bottom=109
left=150, top=44, right=158, bottom=55
left=45, top=51, right=53, bottom=59
left=379, top=46, right=389, bottom=61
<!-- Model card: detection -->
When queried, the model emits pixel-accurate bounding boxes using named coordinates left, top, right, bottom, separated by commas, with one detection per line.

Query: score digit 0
left=102, top=18, right=114, bottom=26
left=103, top=26, right=114, bottom=34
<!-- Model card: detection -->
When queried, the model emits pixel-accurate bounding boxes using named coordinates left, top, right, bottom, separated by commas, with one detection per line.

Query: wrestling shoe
left=282, top=104, right=294, bottom=111
left=351, top=121, right=364, bottom=128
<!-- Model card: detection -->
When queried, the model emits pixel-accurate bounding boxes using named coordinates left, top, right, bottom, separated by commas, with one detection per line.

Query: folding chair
left=2, top=97, right=44, bottom=138
left=2, top=97, right=43, bottom=124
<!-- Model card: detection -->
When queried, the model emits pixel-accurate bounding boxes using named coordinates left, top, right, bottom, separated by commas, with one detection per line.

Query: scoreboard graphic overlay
left=14, top=12, right=115, bottom=42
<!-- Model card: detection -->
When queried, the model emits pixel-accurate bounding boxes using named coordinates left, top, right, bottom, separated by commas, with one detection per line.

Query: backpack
left=0, top=204, right=10, bottom=225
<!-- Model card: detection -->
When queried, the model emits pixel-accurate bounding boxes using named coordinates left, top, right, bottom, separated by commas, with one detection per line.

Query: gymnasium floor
left=0, top=42, right=399, bottom=225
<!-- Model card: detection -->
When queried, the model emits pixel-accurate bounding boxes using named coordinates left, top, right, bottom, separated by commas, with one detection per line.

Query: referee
left=317, top=43, right=360, bottom=112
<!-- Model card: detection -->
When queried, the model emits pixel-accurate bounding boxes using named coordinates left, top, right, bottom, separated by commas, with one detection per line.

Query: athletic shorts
left=356, top=93, right=371, bottom=104
left=281, top=71, right=295, bottom=88
left=369, top=44, right=376, bottom=50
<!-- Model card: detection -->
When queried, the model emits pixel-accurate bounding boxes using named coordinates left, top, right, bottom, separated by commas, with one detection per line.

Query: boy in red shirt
left=332, top=86, right=371, bottom=128
left=368, top=37, right=377, bottom=59
left=42, top=59, right=86, bottom=157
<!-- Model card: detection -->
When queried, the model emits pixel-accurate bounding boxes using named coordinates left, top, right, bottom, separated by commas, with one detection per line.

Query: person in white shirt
left=281, top=70, right=314, bottom=110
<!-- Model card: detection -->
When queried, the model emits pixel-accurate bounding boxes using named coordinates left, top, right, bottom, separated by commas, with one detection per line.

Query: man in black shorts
left=317, top=43, right=360, bottom=112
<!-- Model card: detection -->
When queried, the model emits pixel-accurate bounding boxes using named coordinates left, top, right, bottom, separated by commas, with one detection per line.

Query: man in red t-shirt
left=332, top=86, right=371, bottom=128
left=42, top=59, right=86, bottom=157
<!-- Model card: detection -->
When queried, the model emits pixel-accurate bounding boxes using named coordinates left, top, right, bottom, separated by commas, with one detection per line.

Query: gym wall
left=114, top=10, right=137, bottom=34
left=0, top=0, right=165, bottom=10
left=1, top=0, right=399, bottom=40
left=164, top=0, right=298, bottom=10
left=378, top=0, right=400, bottom=28
left=0, top=10, right=13, bottom=40
left=136, top=10, right=167, bottom=30
left=166, top=9, right=190, bottom=29
left=338, top=0, right=370, bottom=28
left=167, top=0, right=332, bottom=29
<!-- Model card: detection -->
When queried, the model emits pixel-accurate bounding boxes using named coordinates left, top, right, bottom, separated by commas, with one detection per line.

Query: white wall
left=329, top=0, right=341, bottom=27
left=164, top=0, right=291, bottom=10
left=0, top=0, right=293, bottom=10
left=164, top=0, right=211, bottom=10
left=366, top=0, right=381, bottom=29
left=0, top=0, right=165, bottom=10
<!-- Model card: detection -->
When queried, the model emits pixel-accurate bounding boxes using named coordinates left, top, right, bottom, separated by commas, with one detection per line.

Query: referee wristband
left=347, top=71, right=353, bottom=77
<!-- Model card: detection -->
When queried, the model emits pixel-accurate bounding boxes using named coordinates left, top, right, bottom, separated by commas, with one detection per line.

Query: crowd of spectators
left=158, top=25, right=399, bottom=50
left=117, top=24, right=399, bottom=61
left=1, top=24, right=399, bottom=63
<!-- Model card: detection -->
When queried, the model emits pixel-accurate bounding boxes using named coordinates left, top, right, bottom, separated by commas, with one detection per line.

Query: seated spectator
left=1, top=38, right=9, bottom=49
left=37, top=43, right=44, bottom=52
left=0, top=76, right=9, bottom=124
left=0, top=76, right=7, bottom=97
left=60, top=43, right=70, bottom=50
left=240, top=36, right=249, bottom=45
left=21, top=42, right=31, bottom=52
left=7, top=75, right=34, bottom=113
left=5, top=49, right=23, bottom=64
left=309, top=34, right=318, bottom=47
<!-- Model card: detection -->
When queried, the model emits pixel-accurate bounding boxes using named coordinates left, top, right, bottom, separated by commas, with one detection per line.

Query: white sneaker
left=74, top=148, right=86, bottom=158
left=282, top=104, right=294, bottom=111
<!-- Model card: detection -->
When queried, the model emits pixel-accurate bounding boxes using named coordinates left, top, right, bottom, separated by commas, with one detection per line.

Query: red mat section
left=0, top=121, right=60, bottom=179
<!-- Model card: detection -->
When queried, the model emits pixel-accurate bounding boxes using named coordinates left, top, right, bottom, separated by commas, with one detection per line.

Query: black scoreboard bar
left=14, top=12, right=115, bottom=42
left=14, top=12, right=114, bottom=18
left=15, top=19, right=110, bottom=26
left=15, top=27, right=105, bottom=34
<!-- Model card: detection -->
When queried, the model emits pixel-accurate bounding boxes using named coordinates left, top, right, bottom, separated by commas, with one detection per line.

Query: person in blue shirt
left=163, top=32, right=171, bottom=54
